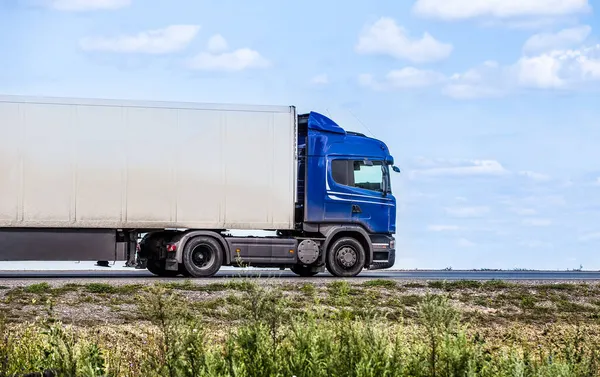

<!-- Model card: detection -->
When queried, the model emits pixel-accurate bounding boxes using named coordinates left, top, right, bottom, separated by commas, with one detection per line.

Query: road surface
left=1, top=269, right=600, bottom=280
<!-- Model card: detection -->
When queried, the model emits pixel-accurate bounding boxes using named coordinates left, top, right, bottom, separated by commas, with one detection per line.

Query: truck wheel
left=179, top=264, right=192, bottom=277
left=290, top=265, right=319, bottom=277
left=146, top=259, right=179, bottom=277
left=181, top=236, right=223, bottom=278
left=326, top=237, right=365, bottom=277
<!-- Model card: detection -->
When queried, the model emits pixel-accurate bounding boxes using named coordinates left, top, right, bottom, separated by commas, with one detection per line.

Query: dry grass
left=2, top=280, right=600, bottom=376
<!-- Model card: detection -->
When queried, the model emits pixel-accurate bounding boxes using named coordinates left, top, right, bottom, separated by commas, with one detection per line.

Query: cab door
left=326, top=158, right=393, bottom=233
left=348, top=160, right=394, bottom=233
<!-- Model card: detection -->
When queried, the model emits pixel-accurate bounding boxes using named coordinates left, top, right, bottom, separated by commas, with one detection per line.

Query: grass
left=2, top=281, right=600, bottom=377
left=362, top=279, right=397, bottom=289
left=5, top=278, right=600, bottom=327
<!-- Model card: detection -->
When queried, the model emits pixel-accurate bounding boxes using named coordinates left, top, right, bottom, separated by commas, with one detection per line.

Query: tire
left=179, top=264, right=192, bottom=277
left=146, top=259, right=180, bottom=277
left=325, top=237, right=366, bottom=277
left=181, top=236, right=223, bottom=278
left=291, top=265, right=319, bottom=277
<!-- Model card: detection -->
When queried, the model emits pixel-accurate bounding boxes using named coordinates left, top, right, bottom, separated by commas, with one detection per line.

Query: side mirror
left=392, top=166, right=401, bottom=173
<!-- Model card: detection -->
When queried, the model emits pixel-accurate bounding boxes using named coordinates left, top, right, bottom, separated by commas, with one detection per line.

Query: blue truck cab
left=289, top=111, right=398, bottom=277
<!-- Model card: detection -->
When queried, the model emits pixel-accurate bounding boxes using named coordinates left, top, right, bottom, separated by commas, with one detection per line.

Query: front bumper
left=368, top=235, right=396, bottom=270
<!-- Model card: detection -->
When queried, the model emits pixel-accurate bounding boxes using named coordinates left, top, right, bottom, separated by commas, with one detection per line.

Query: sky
left=1, top=0, right=600, bottom=271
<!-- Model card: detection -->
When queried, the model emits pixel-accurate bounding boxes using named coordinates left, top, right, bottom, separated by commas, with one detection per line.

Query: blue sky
left=1, top=0, right=600, bottom=270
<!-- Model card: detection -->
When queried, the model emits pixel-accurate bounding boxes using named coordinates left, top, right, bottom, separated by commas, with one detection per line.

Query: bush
left=2, top=285, right=600, bottom=377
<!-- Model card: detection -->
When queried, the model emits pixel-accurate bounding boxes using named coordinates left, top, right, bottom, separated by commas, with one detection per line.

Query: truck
left=0, top=94, right=399, bottom=277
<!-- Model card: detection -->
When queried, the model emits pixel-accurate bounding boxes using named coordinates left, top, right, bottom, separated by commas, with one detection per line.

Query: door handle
left=352, top=204, right=362, bottom=213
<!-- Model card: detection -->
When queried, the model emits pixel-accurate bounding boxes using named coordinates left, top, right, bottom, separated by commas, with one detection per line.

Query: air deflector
left=307, top=112, right=346, bottom=135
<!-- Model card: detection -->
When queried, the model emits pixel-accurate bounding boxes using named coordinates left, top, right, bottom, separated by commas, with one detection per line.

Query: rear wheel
left=290, top=265, right=319, bottom=277
left=326, top=237, right=365, bottom=277
left=146, top=259, right=179, bottom=277
left=181, top=236, right=223, bottom=277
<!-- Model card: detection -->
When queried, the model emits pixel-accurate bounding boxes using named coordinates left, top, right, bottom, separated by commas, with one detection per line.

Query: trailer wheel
left=290, top=265, right=319, bottom=277
left=325, top=237, right=365, bottom=277
left=181, top=236, right=223, bottom=277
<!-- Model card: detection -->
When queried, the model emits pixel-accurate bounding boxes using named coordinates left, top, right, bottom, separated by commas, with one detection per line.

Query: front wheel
left=290, top=265, right=319, bottom=277
left=181, top=236, right=223, bottom=277
left=326, top=237, right=366, bottom=277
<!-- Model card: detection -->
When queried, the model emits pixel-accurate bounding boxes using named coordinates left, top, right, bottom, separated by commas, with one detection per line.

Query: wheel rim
left=336, top=246, right=357, bottom=268
left=191, top=244, right=215, bottom=269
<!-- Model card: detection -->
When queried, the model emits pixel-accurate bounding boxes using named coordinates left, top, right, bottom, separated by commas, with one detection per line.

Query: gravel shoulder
left=2, top=277, right=600, bottom=332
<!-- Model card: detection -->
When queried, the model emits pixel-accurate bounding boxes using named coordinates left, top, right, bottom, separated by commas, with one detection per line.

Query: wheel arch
left=320, top=225, right=373, bottom=267
left=173, top=230, right=231, bottom=265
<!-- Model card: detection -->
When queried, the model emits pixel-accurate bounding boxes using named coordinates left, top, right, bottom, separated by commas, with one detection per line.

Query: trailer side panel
left=0, top=96, right=297, bottom=230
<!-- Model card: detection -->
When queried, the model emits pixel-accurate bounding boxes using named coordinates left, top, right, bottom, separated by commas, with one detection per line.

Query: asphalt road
left=1, top=269, right=600, bottom=280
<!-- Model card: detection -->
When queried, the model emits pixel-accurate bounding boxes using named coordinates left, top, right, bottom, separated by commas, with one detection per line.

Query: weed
left=429, top=280, right=484, bottom=291
left=520, top=295, right=536, bottom=309
left=482, top=280, right=514, bottom=289
left=299, top=283, right=316, bottom=297
left=25, top=283, right=52, bottom=294
left=3, top=285, right=600, bottom=376
left=327, top=281, right=354, bottom=308
left=403, top=282, right=426, bottom=288
left=84, top=283, right=140, bottom=295
left=362, top=279, right=397, bottom=289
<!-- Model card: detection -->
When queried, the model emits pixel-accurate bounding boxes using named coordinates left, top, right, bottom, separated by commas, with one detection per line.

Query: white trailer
left=0, top=95, right=297, bottom=231
left=0, top=95, right=298, bottom=273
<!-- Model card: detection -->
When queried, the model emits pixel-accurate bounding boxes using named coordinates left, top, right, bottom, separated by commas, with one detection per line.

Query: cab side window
left=331, top=159, right=383, bottom=192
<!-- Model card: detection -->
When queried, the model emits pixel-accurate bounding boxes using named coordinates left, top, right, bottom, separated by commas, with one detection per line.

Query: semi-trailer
left=0, top=95, right=398, bottom=277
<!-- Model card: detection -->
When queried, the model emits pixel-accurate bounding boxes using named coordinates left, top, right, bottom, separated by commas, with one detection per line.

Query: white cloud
left=442, top=61, right=508, bottom=99
left=446, top=206, right=490, bottom=218
left=188, top=49, right=270, bottom=71
left=412, top=0, right=591, bottom=21
left=310, top=74, right=329, bottom=85
left=45, top=0, right=130, bottom=11
left=516, top=45, right=600, bottom=88
left=361, top=61, right=505, bottom=99
left=511, top=207, right=537, bottom=216
left=360, top=38, right=600, bottom=97
left=410, top=158, right=508, bottom=178
left=522, top=218, right=552, bottom=226
left=457, top=238, right=475, bottom=247
left=79, top=25, right=200, bottom=54
left=187, top=34, right=270, bottom=72
left=359, top=67, right=445, bottom=90
left=207, top=34, right=229, bottom=53
left=428, top=225, right=461, bottom=231
left=445, top=44, right=600, bottom=97
left=516, top=54, right=566, bottom=88
left=355, top=17, right=453, bottom=63
left=523, top=26, right=592, bottom=54
left=518, top=171, right=552, bottom=181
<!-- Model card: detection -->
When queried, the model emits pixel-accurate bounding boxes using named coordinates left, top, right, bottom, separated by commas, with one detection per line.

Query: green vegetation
left=1, top=280, right=600, bottom=377
left=362, top=279, right=397, bottom=289
left=3, top=278, right=600, bottom=376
